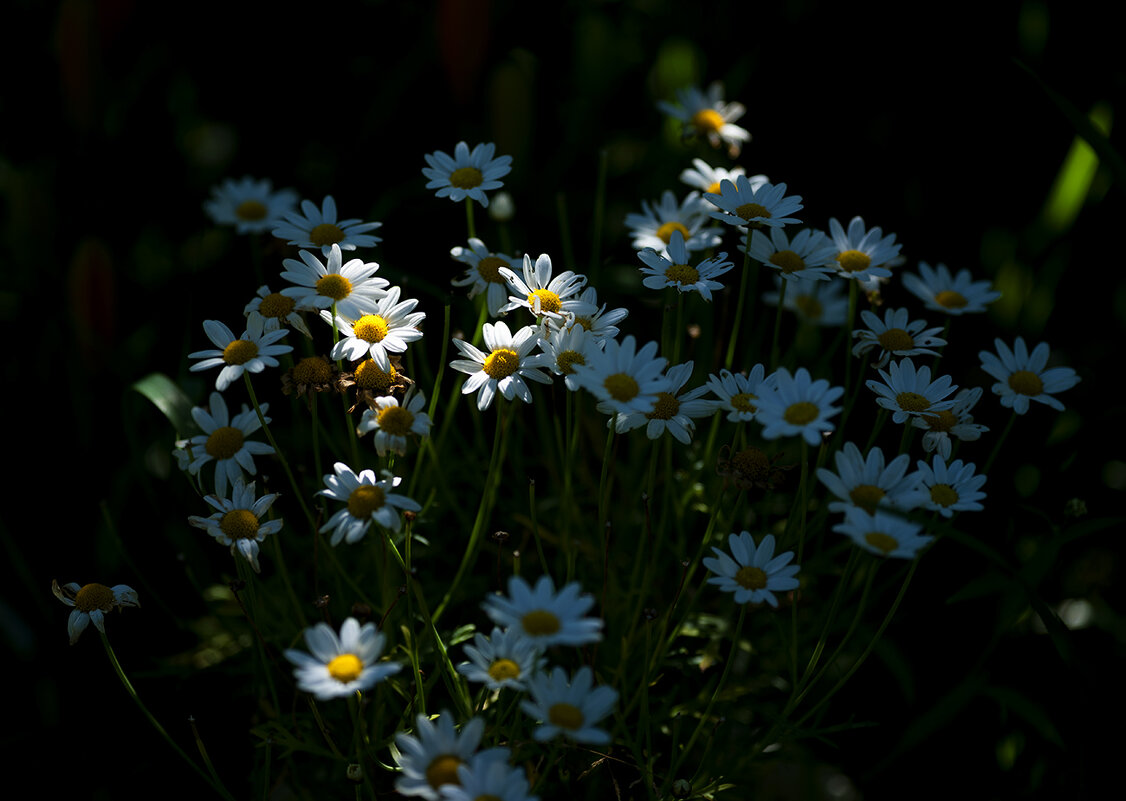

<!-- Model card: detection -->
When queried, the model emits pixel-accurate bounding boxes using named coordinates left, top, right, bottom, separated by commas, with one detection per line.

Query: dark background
left=4, top=0, right=1124, bottom=798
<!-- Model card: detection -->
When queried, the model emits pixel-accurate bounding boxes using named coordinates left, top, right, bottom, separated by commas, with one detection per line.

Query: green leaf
left=132, top=372, right=197, bottom=435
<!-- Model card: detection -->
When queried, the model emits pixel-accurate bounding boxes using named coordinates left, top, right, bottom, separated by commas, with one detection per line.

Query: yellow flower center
left=573, top=316, right=593, bottom=331
left=784, top=401, right=819, bottom=425
left=219, top=509, right=259, bottom=540
left=730, top=392, right=757, bottom=413
left=527, top=289, right=562, bottom=314
left=707, top=180, right=723, bottom=195
left=476, top=256, right=509, bottom=283
left=837, top=250, right=872, bottom=273
left=548, top=702, right=586, bottom=731
left=521, top=609, right=561, bottom=636
left=487, top=658, right=521, bottom=682
left=353, top=314, right=390, bottom=343
left=310, top=222, right=345, bottom=247
left=795, top=295, right=823, bottom=319
left=449, top=166, right=484, bottom=190
left=924, top=409, right=958, bottom=432
left=691, top=108, right=725, bottom=134
left=664, top=263, right=700, bottom=285
left=735, top=203, right=771, bottom=222
left=1007, top=370, right=1044, bottom=396
left=656, top=221, right=690, bottom=244
left=316, top=273, right=353, bottom=301
left=258, top=292, right=296, bottom=320
left=849, top=484, right=886, bottom=514
left=935, top=290, right=968, bottom=309
left=769, top=250, right=805, bottom=274
left=734, top=565, right=768, bottom=590
left=347, top=485, right=386, bottom=518
left=75, top=583, right=115, bottom=612
left=895, top=392, right=932, bottom=412
left=646, top=392, right=680, bottom=421
left=877, top=328, right=915, bottom=351
left=376, top=405, right=414, bottom=436
left=483, top=348, right=520, bottom=380
left=293, top=356, right=333, bottom=385
left=730, top=447, right=771, bottom=482
left=205, top=426, right=245, bottom=460
left=223, top=339, right=259, bottom=366
left=604, top=372, right=640, bottom=402
left=556, top=350, right=585, bottom=375
left=425, top=755, right=464, bottom=788
left=930, top=484, right=959, bottom=507
left=354, top=359, right=396, bottom=391
left=865, top=532, right=899, bottom=554
left=327, top=653, right=364, bottom=683
left=235, top=199, right=268, bottom=221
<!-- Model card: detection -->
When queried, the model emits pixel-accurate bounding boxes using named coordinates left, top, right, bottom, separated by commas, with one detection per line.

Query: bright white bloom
left=280, top=243, right=389, bottom=320
left=705, top=364, right=777, bottom=422
left=457, top=626, right=547, bottom=691
left=658, top=82, right=751, bottom=157
left=422, top=141, right=512, bottom=208
left=762, top=275, right=849, bottom=327
left=612, top=360, right=716, bottom=444
left=356, top=388, right=431, bottom=456
left=395, top=713, right=505, bottom=800
left=827, top=216, right=902, bottom=284
left=318, top=462, right=421, bottom=544
left=482, top=575, right=603, bottom=648
left=834, top=507, right=934, bottom=559
left=866, top=358, right=958, bottom=424
left=746, top=226, right=838, bottom=282
left=183, top=392, right=274, bottom=498
left=705, top=177, right=803, bottom=230
left=188, top=316, right=293, bottom=392
left=204, top=176, right=297, bottom=234
left=284, top=617, right=400, bottom=700
left=450, top=238, right=521, bottom=316
left=912, top=387, right=989, bottom=460
left=637, top=230, right=733, bottom=301
left=52, top=580, right=139, bottom=645
left=272, top=195, right=382, bottom=255
left=450, top=320, right=553, bottom=411
left=624, top=190, right=722, bottom=254
left=521, top=666, right=618, bottom=745
left=903, top=261, right=1001, bottom=315
left=753, top=367, right=844, bottom=446
left=680, top=158, right=764, bottom=196
left=570, top=335, right=671, bottom=416
left=914, top=455, right=987, bottom=518
left=978, top=337, right=1080, bottom=414
left=852, top=307, right=947, bottom=368
left=323, top=286, right=426, bottom=371
left=816, top=443, right=926, bottom=515
left=439, top=752, right=539, bottom=801
left=703, top=532, right=800, bottom=607
left=245, top=284, right=312, bottom=338
left=563, top=286, right=628, bottom=341
left=537, top=322, right=601, bottom=391
left=187, top=478, right=283, bottom=573
left=497, top=253, right=593, bottom=322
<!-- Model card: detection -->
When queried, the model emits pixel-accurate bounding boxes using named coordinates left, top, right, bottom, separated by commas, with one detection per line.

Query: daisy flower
left=914, top=455, right=987, bottom=518
left=637, top=230, right=733, bottom=301
left=457, top=626, right=547, bottom=691
left=272, top=195, right=382, bottom=255
left=245, top=284, right=312, bottom=337
left=450, top=320, right=553, bottom=411
left=912, top=387, right=989, bottom=460
left=283, top=617, right=400, bottom=700
left=394, top=713, right=506, bottom=800
left=422, top=141, right=513, bottom=208
left=204, top=176, right=297, bottom=234
left=978, top=337, right=1080, bottom=414
left=570, top=335, right=671, bottom=416
left=827, top=216, right=902, bottom=284
left=279, top=243, right=389, bottom=321
left=624, top=190, right=723, bottom=254
left=187, top=477, right=283, bottom=573
left=746, top=226, right=839, bottom=282
left=705, top=177, right=803, bottom=230
left=188, top=316, right=293, bottom=392
left=440, top=753, right=539, bottom=801
left=763, top=273, right=849, bottom=327
left=52, top=579, right=139, bottom=645
left=356, top=387, right=432, bottom=456
left=182, top=392, right=274, bottom=498
left=680, top=158, right=764, bottom=196
left=612, top=360, right=717, bottom=444
left=318, top=462, right=421, bottom=544
left=497, top=253, right=594, bottom=322
left=482, top=575, right=603, bottom=648
left=851, top=307, right=947, bottom=368
left=703, top=532, right=800, bottom=608
left=521, top=666, right=618, bottom=745
left=903, top=261, right=1001, bottom=315
left=658, top=82, right=751, bottom=157
left=563, top=286, right=629, bottom=341
left=815, top=442, right=926, bottom=515
left=834, top=507, right=934, bottom=559
left=753, top=367, right=844, bottom=447
left=450, top=238, right=521, bottom=316
left=866, top=358, right=959, bottom=424
left=323, top=285, right=426, bottom=371
left=705, top=364, right=777, bottom=422
left=536, top=322, right=600, bottom=391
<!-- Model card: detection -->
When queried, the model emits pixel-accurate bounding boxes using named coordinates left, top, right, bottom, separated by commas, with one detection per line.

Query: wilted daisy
left=187, top=477, right=282, bottom=573
left=705, top=364, right=777, bottom=422
left=52, top=579, right=139, bottom=645
left=204, top=176, right=297, bottom=234
left=521, top=666, right=618, bottom=745
left=323, top=286, right=426, bottom=371
left=753, top=367, right=844, bottom=447
left=637, top=230, right=733, bottom=301
left=624, top=190, right=722, bottom=254
left=658, top=82, right=751, bottom=157
left=272, top=195, right=382, bottom=255
left=450, top=320, right=553, bottom=411
left=482, top=575, right=603, bottom=648
left=537, top=322, right=600, bottom=391
left=245, top=284, right=312, bottom=337
left=440, top=753, right=539, bottom=801
left=978, top=337, right=1080, bottom=414
left=497, top=253, right=593, bottom=322
left=279, top=243, right=389, bottom=321
left=746, top=226, right=839, bottom=282
left=914, top=455, right=987, bottom=518
left=318, top=462, right=421, bottom=544
left=612, top=360, right=716, bottom=444
left=284, top=617, right=400, bottom=700
left=852, top=307, right=947, bottom=368
left=422, top=141, right=512, bottom=208
left=564, top=286, right=629, bottom=341
left=457, top=626, right=546, bottom=691
left=903, top=261, right=1001, bottom=315
left=912, top=386, right=989, bottom=459
left=866, top=358, right=958, bottom=424
left=450, top=238, right=521, bottom=316
left=395, top=713, right=506, bottom=800
left=570, top=335, right=670, bottom=416
left=703, top=532, right=800, bottom=608
left=705, top=177, right=803, bottom=230
left=763, top=274, right=850, bottom=327
left=815, top=442, right=926, bottom=515
left=182, top=392, right=274, bottom=498
left=188, top=316, right=293, bottom=392
left=356, top=387, right=432, bottom=456
left=827, top=216, right=902, bottom=284
left=680, top=158, right=764, bottom=196
left=834, top=507, right=933, bottom=559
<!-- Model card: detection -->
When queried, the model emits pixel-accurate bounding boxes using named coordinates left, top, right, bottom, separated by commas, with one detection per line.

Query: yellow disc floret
left=664, top=263, right=700, bottom=286
left=923, top=409, right=958, bottom=432
left=426, top=755, right=464, bottom=789
left=935, top=290, right=968, bottom=309
left=316, top=273, right=353, bottom=301
left=220, top=509, right=260, bottom=540
left=347, top=485, right=386, bottom=518
left=450, top=166, right=484, bottom=189
left=1007, top=370, right=1044, bottom=397
left=769, top=250, right=805, bottom=274
left=476, top=256, right=509, bottom=283
left=75, top=583, right=115, bottom=613
left=205, top=426, right=245, bottom=460
left=353, top=314, right=390, bottom=343
left=877, top=328, right=915, bottom=351
left=548, top=702, right=586, bottom=731
left=646, top=392, right=680, bottom=421
left=691, top=109, right=724, bottom=134
left=656, top=221, right=690, bottom=244
left=235, top=200, right=268, bottom=221
left=258, top=292, right=296, bottom=320
left=487, top=658, right=521, bottom=682
left=865, top=532, right=899, bottom=554
left=354, top=359, right=396, bottom=391
left=849, top=485, right=886, bottom=514
left=556, top=350, right=585, bottom=375
left=730, top=392, right=757, bottom=414
left=376, top=405, right=414, bottom=436
left=521, top=609, right=561, bottom=636
left=735, top=565, right=767, bottom=590
left=527, top=289, right=562, bottom=315
left=836, top=250, right=872, bottom=273
left=895, top=392, right=932, bottom=413
left=327, top=653, right=364, bottom=683
left=795, top=295, right=823, bottom=320
left=293, top=356, right=333, bottom=385
left=483, top=348, right=520, bottom=380
left=735, top=203, right=770, bottom=222
left=784, top=401, right=819, bottom=425
left=929, top=484, right=959, bottom=508
left=310, top=223, right=345, bottom=247
left=223, top=339, right=259, bottom=365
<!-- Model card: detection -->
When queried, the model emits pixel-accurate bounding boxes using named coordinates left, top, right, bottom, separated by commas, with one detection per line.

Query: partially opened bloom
left=482, top=575, right=603, bottom=648
left=834, top=508, right=933, bottom=559
left=521, top=666, right=618, bottom=745
left=852, top=307, right=947, bottom=368
left=280, top=243, right=389, bottom=320
left=827, top=216, right=902, bottom=284
left=395, top=713, right=505, bottom=800
left=188, top=477, right=283, bottom=573
left=422, top=141, right=512, bottom=208
left=284, top=617, right=400, bottom=700
left=439, top=753, right=539, bottom=801
left=204, top=176, right=297, bottom=234
left=703, top=532, right=800, bottom=607
left=450, top=238, right=521, bottom=316
left=680, top=158, right=764, bottom=196
left=914, top=455, right=987, bottom=517
left=245, top=284, right=312, bottom=337
left=450, top=320, right=553, bottom=411
left=912, top=386, right=989, bottom=459
left=705, top=364, right=777, bottom=423
left=318, top=463, right=421, bottom=544
left=564, top=286, right=629, bottom=341
left=815, top=442, right=926, bottom=515
left=903, top=261, right=1001, bottom=315
left=323, top=286, right=426, bottom=371
left=978, top=337, right=1080, bottom=414
left=612, top=360, right=716, bottom=443
left=272, top=195, right=383, bottom=255
left=867, top=358, right=958, bottom=424
left=637, top=230, right=733, bottom=301
left=497, top=253, right=593, bottom=322
left=457, top=626, right=546, bottom=691
left=705, top=177, right=803, bottom=230
left=746, top=226, right=838, bottom=282
left=658, top=82, right=751, bottom=157
left=571, top=335, right=670, bottom=416
left=182, top=392, right=274, bottom=498
left=753, top=367, right=844, bottom=446
left=53, top=580, right=139, bottom=645
left=624, top=190, right=722, bottom=254
left=356, top=387, right=432, bottom=456
left=188, top=316, right=292, bottom=391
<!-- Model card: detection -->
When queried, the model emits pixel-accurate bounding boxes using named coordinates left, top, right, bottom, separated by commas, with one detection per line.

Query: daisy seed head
left=354, top=359, right=396, bottom=391
left=293, top=356, right=333, bottom=385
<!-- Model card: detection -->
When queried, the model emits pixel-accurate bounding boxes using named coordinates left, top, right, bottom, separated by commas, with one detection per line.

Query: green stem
left=243, top=373, right=316, bottom=533
left=723, top=246, right=754, bottom=370
left=984, top=409, right=1018, bottom=474
left=465, top=197, right=477, bottom=240
left=770, top=276, right=788, bottom=371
